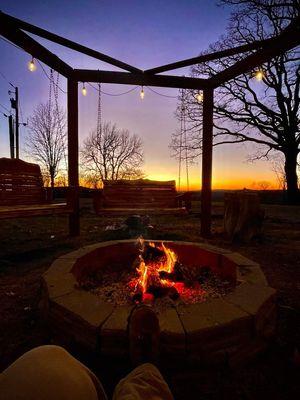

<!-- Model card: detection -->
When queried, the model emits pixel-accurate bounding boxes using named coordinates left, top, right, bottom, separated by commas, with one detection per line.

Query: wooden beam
left=0, top=21, right=73, bottom=78
left=145, top=39, right=271, bottom=75
left=67, top=79, right=80, bottom=236
left=73, top=69, right=211, bottom=90
left=0, top=11, right=142, bottom=74
left=209, top=16, right=300, bottom=87
left=201, top=88, right=214, bottom=238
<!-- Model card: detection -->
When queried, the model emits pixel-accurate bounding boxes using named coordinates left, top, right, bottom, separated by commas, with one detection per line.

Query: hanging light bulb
left=254, top=69, right=265, bottom=81
left=140, top=86, right=145, bottom=100
left=28, top=57, right=36, bottom=72
left=195, top=91, right=203, bottom=103
left=82, top=83, right=87, bottom=96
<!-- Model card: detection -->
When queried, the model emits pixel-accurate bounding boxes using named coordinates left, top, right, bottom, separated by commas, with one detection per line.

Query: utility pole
left=8, top=115, right=14, bottom=158
left=15, top=87, right=19, bottom=159
left=9, top=86, right=19, bottom=159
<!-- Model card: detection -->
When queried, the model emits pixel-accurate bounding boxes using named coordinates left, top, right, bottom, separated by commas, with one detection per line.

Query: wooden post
left=201, top=88, right=214, bottom=238
left=8, top=115, right=15, bottom=158
left=67, top=78, right=80, bottom=236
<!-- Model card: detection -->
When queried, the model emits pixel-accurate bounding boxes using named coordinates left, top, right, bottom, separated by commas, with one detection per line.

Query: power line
left=0, top=37, right=22, bottom=52
left=0, top=103, right=11, bottom=113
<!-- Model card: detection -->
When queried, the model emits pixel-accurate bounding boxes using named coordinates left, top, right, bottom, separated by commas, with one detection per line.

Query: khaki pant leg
left=113, top=363, right=174, bottom=400
left=0, top=345, right=107, bottom=400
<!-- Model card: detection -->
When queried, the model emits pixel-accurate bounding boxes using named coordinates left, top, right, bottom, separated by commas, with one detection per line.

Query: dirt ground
left=0, top=201, right=299, bottom=399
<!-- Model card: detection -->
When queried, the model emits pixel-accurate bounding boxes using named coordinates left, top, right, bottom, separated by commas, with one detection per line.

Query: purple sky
left=0, top=0, right=276, bottom=189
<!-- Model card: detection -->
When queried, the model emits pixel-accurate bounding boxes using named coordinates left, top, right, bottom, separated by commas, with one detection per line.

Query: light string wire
left=0, top=37, right=67, bottom=94
left=146, top=86, right=177, bottom=98
left=1, top=38, right=179, bottom=100
left=87, top=82, right=139, bottom=96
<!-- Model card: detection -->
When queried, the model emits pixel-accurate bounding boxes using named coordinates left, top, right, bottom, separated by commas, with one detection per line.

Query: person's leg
left=0, top=345, right=108, bottom=400
left=113, top=363, right=174, bottom=400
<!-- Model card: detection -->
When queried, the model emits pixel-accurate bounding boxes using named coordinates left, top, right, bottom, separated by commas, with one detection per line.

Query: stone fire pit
left=42, top=240, right=276, bottom=367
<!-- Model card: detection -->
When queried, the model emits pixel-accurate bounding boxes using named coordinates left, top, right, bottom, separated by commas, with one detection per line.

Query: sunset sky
left=0, top=0, right=279, bottom=190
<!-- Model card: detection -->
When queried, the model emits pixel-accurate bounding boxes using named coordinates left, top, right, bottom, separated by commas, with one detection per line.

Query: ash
left=77, top=266, right=233, bottom=307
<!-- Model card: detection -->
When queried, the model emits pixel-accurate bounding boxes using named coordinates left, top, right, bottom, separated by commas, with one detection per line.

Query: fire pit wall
left=42, top=240, right=276, bottom=367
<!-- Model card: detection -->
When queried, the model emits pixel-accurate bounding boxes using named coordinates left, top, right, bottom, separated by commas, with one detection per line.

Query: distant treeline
left=52, top=187, right=289, bottom=205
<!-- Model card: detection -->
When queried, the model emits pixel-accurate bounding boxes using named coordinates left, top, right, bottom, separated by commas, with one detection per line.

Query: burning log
left=143, top=242, right=166, bottom=263
left=159, top=263, right=214, bottom=287
left=132, top=288, right=143, bottom=303
left=159, top=261, right=184, bottom=282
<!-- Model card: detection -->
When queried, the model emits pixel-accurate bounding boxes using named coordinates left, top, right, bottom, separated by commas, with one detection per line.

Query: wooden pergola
left=0, top=11, right=299, bottom=237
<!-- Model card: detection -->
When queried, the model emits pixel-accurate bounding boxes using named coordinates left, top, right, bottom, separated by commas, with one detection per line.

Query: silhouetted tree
left=171, top=0, right=299, bottom=203
left=81, top=122, right=144, bottom=185
left=26, top=102, right=66, bottom=188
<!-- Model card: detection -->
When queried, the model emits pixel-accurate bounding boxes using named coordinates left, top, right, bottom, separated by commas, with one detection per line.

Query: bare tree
left=271, top=153, right=287, bottom=190
left=170, top=0, right=299, bottom=204
left=81, top=122, right=144, bottom=186
left=80, top=171, right=103, bottom=189
left=26, top=102, right=66, bottom=188
left=257, top=180, right=272, bottom=190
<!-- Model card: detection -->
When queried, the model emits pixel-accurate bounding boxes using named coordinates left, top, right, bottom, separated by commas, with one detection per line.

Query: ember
left=129, top=238, right=230, bottom=304
left=78, top=239, right=233, bottom=306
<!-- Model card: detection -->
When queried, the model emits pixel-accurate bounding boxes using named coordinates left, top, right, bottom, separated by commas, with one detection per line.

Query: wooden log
left=224, top=191, right=265, bottom=242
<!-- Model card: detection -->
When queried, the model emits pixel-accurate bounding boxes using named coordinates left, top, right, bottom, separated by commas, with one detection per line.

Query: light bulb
left=28, top=57, right=36, bottom=72
left=254, top=69, right=265, bottom=81
left=140, top=86, right=145, bottom=100
left=82, top=83, right=87, bottom=96
left=195, top=92, right=203, bottom=103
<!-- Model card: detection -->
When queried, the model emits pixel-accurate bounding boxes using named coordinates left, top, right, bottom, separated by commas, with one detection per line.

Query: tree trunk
left=284, top=148, right=299, bottom=205
left=50, top=175, right=55, bottom=188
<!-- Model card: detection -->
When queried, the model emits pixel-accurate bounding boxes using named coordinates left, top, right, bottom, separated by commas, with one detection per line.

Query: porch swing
left=0, top=70, right=72, bottom=220
left=93, top=86, right=191, bottom=215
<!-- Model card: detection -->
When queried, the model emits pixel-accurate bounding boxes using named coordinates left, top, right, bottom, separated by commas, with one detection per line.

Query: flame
left=135, top=240, right=177, bottom=299
left=160, top=242, right=177, bottom=273
left=136, top=255, right=148, bottom=293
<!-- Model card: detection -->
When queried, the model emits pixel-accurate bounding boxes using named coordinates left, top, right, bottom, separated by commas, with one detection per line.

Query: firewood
left=132, top=289, right=143, bottom=303
left=143, top=243, right=165, bottom=263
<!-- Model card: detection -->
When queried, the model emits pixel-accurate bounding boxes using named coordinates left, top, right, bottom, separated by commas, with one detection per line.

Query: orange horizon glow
left=74, top=175, right=278, bottom=191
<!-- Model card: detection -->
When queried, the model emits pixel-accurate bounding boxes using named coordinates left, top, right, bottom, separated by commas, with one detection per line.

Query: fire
left=134, top=239, right=178, bottom=302
left=136, top=255, right=148, bottom=293
left=160, top=242, right=177, bottom=273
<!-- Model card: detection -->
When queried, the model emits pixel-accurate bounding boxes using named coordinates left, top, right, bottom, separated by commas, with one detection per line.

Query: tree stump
left=224, top=191, right=264, bottom=242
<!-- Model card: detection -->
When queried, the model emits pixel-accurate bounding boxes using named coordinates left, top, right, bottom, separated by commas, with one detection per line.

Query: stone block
left=100, top=305, right=133, bottom=357
left=43, top=273, right=76, bottom=299
left=159, top=307, right=186, bottom=356
left=178, top=298, right=252, bottom=355
left=237, top=265, right=268, bottom=286
left=225, top=282, right=276, bottom=336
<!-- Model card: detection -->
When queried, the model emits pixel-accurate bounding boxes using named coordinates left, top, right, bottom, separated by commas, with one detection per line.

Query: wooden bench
left=93, top=179, right=191, bottom=214
left=0, top=158, right=72, bottom=219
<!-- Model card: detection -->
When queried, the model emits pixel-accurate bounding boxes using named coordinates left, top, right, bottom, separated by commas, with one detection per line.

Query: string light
left=254, top=69, right=265, bottom=81
left=28, top=57, right=36, bottom=72
left=82, top=82, right=87, bottom=96
left=140, top=86, right=145, bottom=100
left=195, top=91, right=203, bottom=103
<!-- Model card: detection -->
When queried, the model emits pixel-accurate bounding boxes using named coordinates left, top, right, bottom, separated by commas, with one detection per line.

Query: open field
left=0, top=200, right=299, bottom=399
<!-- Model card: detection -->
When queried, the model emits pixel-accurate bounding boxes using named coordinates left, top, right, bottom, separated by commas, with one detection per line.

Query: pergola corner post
left=201, top=87, right=214, bottom=238
left=67, top=78, right=80, bottom=236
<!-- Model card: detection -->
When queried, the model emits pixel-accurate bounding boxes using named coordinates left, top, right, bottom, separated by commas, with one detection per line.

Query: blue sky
left=0, top=0, right=277, bottom=188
